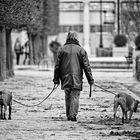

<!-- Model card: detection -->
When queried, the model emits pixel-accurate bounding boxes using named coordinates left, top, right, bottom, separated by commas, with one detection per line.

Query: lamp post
left=117, top=0, right=120, bottom=34
left=99, top=0, right=103, bottom=48
left=83, top=0, right=90, bottom=55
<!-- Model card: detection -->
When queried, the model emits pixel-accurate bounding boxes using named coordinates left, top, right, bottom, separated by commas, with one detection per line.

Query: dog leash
left=13, top=84, right=59, bottom=107
left=89, top=83, right=117, bottom=97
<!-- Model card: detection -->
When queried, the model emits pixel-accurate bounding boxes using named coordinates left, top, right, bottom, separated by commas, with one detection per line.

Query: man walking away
left=53, top=31, right=94, bottom=122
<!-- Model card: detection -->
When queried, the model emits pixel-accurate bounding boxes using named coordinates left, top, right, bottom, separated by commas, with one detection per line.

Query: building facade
left=57, top=0, right=133, bottom=57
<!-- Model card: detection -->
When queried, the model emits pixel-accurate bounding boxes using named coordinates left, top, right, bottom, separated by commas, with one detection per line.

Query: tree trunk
left=40, top=35, right=44, bottom=56
left=133, top=49, right=140, bottom=79
left=0, top=27, right=7, bottom=81
left=31, top=34, right=36, bottom=64
left=6, top=28, right=14, bottom=77
left=41, top=34, right=48, bottom=57
left=28, top=33, right=48, bottom=65
left=33, top=35, right=41, bottom=64
left=135, top=52, right=140, bottom=81
left=0, top=27, right=3, bottom=81
left=28, top=32, right=34, bottom=65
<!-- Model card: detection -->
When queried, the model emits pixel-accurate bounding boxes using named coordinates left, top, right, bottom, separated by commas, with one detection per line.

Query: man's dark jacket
left=53, top=39, right=94, bottom=90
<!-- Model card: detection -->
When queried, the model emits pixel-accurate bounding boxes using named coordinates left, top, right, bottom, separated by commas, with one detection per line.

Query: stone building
left=56, top=0, right=134, bottom=57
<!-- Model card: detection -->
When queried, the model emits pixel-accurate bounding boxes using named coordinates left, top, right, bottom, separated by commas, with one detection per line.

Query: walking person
left=53, top=31, right=94, bottom=122
left=14, top=38, right=22, bottom=65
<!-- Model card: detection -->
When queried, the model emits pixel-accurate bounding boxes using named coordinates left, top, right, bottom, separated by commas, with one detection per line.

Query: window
left=60, top=2, right=84, bottom=11
left=90, top=1, right=115, bottom=12
left=90, top=25, right=114, bottom=33
left=90, top=1, right=116, bottom=24
left=60, top=25, right=83, bottom=33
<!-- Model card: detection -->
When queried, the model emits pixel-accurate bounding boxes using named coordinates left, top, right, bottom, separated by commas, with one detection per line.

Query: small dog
left=0, top=90, right=12, bottom=120
left=113, top=93, right=139, bottom=123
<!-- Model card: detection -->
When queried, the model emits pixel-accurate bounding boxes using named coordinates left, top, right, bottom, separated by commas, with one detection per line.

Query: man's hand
left=89, top=84, right=96, bottom=98
left=89, top=84, right=92, bottom=98
left=92, top=84, right=96, bottom=91
left=54, top=83, right=59, bottom=89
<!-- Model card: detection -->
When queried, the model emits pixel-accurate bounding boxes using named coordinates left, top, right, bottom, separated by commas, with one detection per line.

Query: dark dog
left=0, top=90, right=12, bottom=120
left=114, top=93, right=139, bottom=123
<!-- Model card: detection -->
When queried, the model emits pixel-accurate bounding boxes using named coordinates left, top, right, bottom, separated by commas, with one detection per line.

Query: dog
left=0, top=90, right=12, bottom=120
left=113, top=93, right=139, bottom=123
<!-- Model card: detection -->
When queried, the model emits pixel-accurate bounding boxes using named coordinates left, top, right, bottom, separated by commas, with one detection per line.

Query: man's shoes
left=67, top=116, right=77, bottom=121
left=70, top=116, right=77, bottom=122
left=67, top=117, right=71, bottom=121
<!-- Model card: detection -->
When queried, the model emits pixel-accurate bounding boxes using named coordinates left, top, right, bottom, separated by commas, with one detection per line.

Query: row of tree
left=0, top=0, right=59, bottom=81
left=121, top=0, right=140, bottom=80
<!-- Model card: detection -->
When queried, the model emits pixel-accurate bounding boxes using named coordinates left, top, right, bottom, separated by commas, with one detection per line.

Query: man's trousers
left=64, top=88, right=80, bottom=119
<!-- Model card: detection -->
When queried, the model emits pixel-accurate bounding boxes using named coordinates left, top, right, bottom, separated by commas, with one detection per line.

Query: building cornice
left=59, top=0, right=118, bottom=2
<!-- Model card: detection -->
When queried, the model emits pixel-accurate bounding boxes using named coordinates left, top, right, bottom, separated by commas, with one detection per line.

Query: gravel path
left=0, top=68, right=140, bottom=140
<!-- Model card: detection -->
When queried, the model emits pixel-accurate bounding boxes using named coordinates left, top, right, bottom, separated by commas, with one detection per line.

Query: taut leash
left=89, top=83, right=117, bottom=98
left=13, top=84, right=59, bottom=107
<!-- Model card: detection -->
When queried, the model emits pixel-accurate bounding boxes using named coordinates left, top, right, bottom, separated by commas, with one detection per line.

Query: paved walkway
left=0, top=65, right=140, bottom=140
left=14, top=64, right=140, bottom=100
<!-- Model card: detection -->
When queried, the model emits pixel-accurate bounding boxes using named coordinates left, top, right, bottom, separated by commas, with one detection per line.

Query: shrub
left=135, top=35, right=140, bottom=50
left=114, top=34, right=127, bottom=47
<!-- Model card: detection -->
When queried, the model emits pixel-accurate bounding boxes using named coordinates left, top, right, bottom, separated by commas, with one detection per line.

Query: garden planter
left=96, top=47, right=112, bottom=57
left=113, top=46, right=128, bottom=57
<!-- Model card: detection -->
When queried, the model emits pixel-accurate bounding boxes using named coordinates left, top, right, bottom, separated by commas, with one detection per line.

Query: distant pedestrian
left=23, top=41, right=30, bottom=65
left=49, top=39, right=61, bottom=64
left=14, top=38, right=22, bottom=65
left=53, top=31, right=94, bottom=121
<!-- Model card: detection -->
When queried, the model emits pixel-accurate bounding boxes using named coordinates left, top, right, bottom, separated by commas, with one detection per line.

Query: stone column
left=83, top=0, right=90, bottom=56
